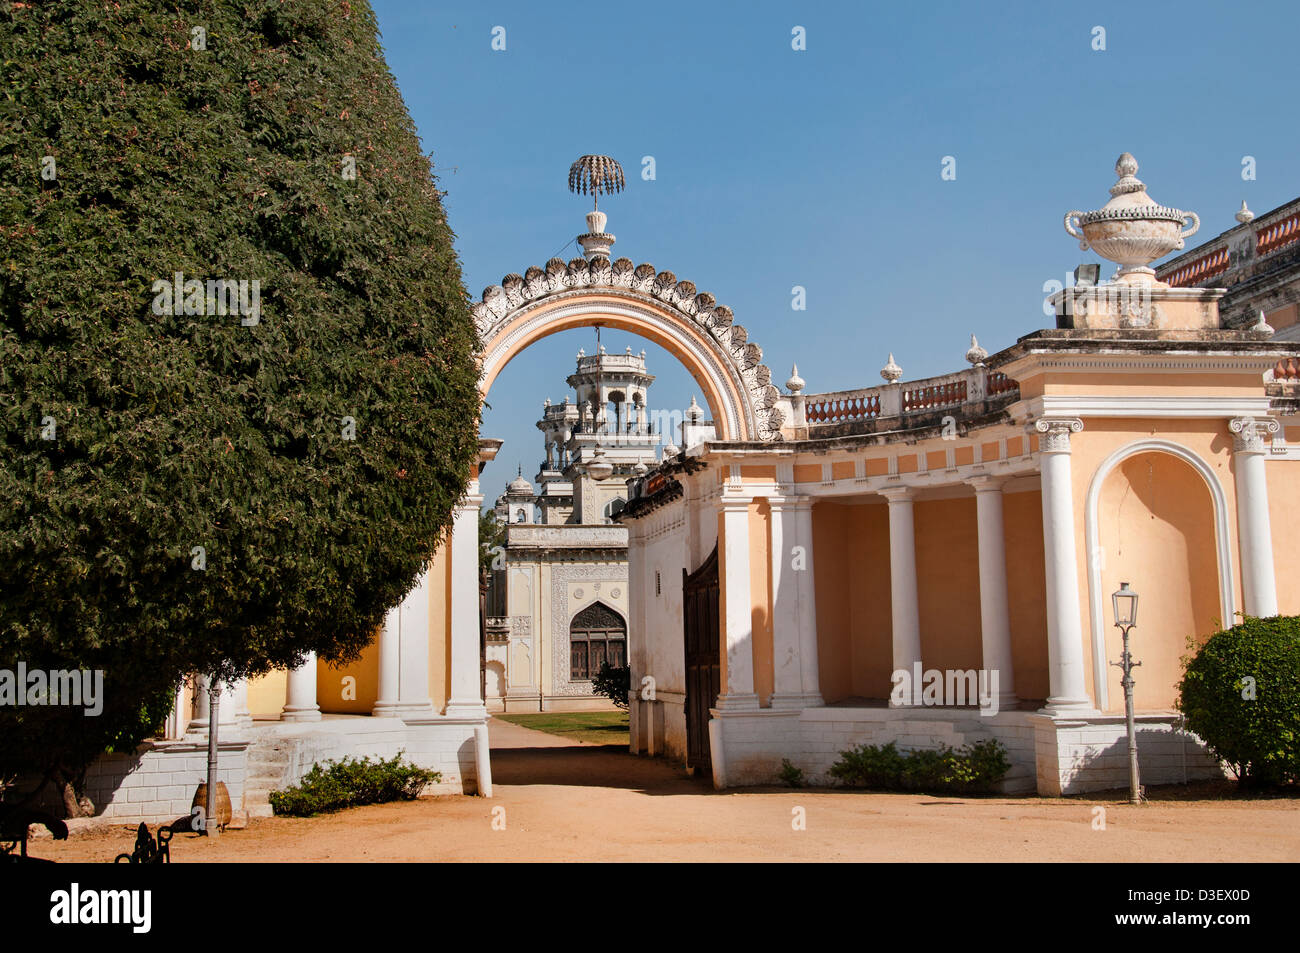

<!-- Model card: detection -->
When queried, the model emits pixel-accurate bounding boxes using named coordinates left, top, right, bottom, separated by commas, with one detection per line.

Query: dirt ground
left=34, top=718, right=1300, bottom=863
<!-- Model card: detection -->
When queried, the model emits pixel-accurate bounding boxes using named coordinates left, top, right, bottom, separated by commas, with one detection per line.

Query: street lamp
left=1110, top=582, right=1142, bottom=805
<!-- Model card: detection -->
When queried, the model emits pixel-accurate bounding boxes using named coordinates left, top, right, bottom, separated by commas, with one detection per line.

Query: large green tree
left=0, top=1, right=480, bottom=810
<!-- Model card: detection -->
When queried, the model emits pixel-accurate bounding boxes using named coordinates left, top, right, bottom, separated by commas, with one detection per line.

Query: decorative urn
left=1064, top=153, right=1199, bottom=283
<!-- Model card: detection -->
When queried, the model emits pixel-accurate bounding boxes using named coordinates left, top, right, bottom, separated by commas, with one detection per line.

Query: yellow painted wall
left=914, top=497, right=982, bottom=674
left=429, top=540, right=452, bottom=713
left=320, top=633, right=380, bottom=713
left=812, top=501, right=893, bottom=702
left=812, top=501, right=852, bottom=703
left=1268, top=460, right=1300, bottom=616
left=1003, top=489, right=1050, bottom=700
left=246, top=670, right=286, bottom=718
left=1095, top=452, right=1220, bottom=711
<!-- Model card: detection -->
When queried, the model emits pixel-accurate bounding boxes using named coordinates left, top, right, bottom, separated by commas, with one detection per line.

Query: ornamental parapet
left=800, top=364, right=1019, bottom=438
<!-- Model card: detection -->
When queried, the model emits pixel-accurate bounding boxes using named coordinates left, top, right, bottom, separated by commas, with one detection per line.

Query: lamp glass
left=1112, top=582, right=1138, bottom=628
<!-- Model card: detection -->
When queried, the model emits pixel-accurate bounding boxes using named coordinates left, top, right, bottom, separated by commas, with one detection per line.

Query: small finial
left=965, top=334, right=988, bottom=367
left=881, top=353, right=902, bottom=383
left=786, top=364, right=805, bottom=395
left=1236, top=200, right=1255, bottom=224
left=1252, top=309, right=1274, bottom=334
left=577, top=347, right=585, bottom=358
left=625, top=345, right=633, bottom=355
left=544, top=397, right=551, bottom=407
left=1109, top=152, right=1145, bottom=196
left=687, top=395, right=703, bottom=421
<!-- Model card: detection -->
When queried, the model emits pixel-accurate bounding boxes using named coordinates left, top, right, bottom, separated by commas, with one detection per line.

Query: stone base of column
left=713, top=692, right=760, bottom=712
left=280, top=705, right=322, bottom=723
left=769, top=691, right=824, bottom=710
left=1040, top=695, right=1099, bottom=718
left=444, top=699, right=488, bottom=720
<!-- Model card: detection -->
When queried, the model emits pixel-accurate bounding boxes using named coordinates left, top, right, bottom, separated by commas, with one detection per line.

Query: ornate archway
left=471, top=255, right=785, bottom=442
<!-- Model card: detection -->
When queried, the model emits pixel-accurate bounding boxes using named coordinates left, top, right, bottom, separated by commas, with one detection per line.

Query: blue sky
left=369, top=0, right=1299, bottom=504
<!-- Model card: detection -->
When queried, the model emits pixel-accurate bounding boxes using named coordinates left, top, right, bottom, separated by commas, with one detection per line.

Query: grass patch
left=495, top=711, right=629, bottom=746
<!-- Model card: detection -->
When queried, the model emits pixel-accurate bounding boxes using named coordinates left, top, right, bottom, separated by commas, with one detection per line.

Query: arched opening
left=1089, top=447, right=1226, bottom=712
left=568, top=601, right=627, bottom=680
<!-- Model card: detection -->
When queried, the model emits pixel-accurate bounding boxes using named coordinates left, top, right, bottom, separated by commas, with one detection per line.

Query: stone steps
left=242, top=734, right=295, bottom=818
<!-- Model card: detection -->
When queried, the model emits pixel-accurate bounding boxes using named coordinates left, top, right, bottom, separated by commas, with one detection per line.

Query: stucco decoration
left=550, top=564, right=627, bottom=696
left=473, top=256, right=784, bottom=441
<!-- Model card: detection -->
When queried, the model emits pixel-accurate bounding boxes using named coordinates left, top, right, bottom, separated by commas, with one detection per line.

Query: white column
left=626, top=522, right=646, bottom=753
left=372, top=603, right=402, bottom=717
left=396, top=566, right=433, bottom=714
left=969, top=476, right=1018, bottom=707
left=192, top=675, right=238, bottom=730
left=716, top=493, right=758, bottom=710
left=881, top=486, right=922, bottom=705
left=768, top=496, right=801, bottom=707
left=446, top=487, right=487, bottom=718
left=1034, top=417, right=1094, bottom=715
left=1230, top=417, right=1280, bottom=617
left=232, top=678, right=252, bottom=726
left=792, top=499, right=824, bottom=706
left=770, top=496, right=823, bottom=709
left=282, top=652, right=321, bottom=722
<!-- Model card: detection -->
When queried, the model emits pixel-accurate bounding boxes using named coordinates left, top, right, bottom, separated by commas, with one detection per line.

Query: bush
left=1178, top=615, right=1300, bottom=787
left=591, top=663, right=630, bottom=710
left=829, top=740, right=1010, bottom=794
left=268, top=752, right=439, bottom=817
left=778, top=759, right=805, bottom=788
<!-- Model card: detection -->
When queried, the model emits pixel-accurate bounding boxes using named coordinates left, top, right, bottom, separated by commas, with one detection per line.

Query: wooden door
left=682, top=544, right=720, bottom=775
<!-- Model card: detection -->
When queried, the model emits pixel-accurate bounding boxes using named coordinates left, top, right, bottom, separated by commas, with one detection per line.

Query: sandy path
left=33, top=718, right=1300, bottom=863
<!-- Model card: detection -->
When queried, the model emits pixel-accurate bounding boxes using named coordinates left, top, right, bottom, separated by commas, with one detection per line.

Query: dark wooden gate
left=682, top=544, right=720, bottom=775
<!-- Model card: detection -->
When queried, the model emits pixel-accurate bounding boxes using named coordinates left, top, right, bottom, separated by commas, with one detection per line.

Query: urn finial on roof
left=881, top=353, right=902, bottom=383
left=786, top=364, right=805, bottom=395
left=1236, top=200, right=1255, bottom=224
left=1063, top=153, right=1200, bottom=285
left=965, top=334, right=988, bottom=366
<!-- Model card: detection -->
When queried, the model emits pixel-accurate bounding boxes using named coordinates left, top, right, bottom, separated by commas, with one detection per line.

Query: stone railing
left=801, top=365, right=1019, bottom=434
left=1159, top=198, right=1300, bottom=289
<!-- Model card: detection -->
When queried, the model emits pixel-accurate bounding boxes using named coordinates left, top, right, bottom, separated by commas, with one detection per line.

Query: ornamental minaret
left=569, top=154, right=625, bottom=260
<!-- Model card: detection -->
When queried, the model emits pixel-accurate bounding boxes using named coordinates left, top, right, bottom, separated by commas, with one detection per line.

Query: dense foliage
left=829, top=740, right=1011, bottom=794
left=1178, top=616, right=1300, bottom=787
left=0, top=1, right=479, bottom=808
left=268, top=752, right=439, bottom=816
left=591, top=662, right=630, bottom=710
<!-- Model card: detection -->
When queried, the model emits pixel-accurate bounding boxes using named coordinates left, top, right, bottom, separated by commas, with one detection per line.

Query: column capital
left=878, top=483, right=914, bottom=503
left=1229, top=416, right=1280, bottom=453
left=718, top=493, right=753, bottom=512
left=1033, top=417, right=1083, bottom=453
left=966, top=474, right=1007, bottom=493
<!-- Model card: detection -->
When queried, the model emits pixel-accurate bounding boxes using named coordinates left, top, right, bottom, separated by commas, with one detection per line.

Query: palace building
left=69, top=154, right=1300, bottom=821
left=483, top=347, right=668, bottom=712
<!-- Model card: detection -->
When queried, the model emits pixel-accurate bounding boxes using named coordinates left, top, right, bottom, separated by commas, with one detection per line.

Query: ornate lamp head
left=1063, top=154, right=1199, bottom=284
left=569, top=155, right=625, bottom=259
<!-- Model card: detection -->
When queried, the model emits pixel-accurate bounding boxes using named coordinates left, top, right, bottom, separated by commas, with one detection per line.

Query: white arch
left=1084, top=439, right=1236, bottom=710
left=471, top=256, right=784, bottom=442
left=481, top=296, right=748, bottom=441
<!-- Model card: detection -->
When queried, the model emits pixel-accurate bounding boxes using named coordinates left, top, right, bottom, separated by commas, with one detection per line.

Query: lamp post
left=1110, top=582, right=1142, bottom=804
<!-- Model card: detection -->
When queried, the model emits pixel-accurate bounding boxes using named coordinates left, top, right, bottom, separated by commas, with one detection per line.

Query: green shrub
left=778, top=758, right=805, bottom=788
left=591, top=663, right=630, bottom=710
left=269, top=752, right=439, bottom=817
left=1178, top=615, right=1300, bottom=787
left=829, top=739, right=1010, bottom=794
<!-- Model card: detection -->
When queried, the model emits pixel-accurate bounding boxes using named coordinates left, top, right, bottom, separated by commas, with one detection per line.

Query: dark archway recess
left=682, top=545, right=720, bottom=776
left=569, top=601, right=627, bottom=680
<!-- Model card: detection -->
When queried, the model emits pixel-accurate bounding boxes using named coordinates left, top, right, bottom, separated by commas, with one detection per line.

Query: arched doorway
left=568, top=601, right=627, bottom=680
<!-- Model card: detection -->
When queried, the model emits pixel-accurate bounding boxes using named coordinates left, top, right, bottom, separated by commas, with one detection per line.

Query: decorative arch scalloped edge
left=472, top=255, right=784, bottom=442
